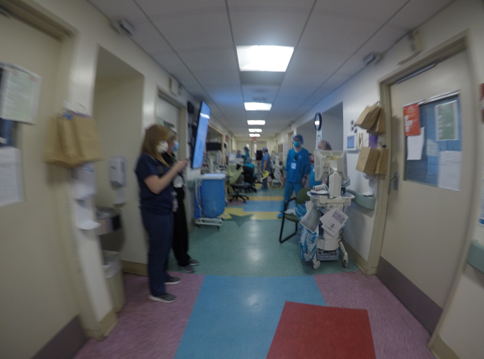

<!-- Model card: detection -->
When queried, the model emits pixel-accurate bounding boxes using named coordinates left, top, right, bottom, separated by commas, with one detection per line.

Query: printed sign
left=403, top=103, right=420, bottom=137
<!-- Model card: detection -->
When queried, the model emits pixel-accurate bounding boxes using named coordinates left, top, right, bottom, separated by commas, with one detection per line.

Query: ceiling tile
left=230, top=10, right=309, bottom=46
left=246, top=112, right=270, bottom=120
left=88, top=0, right=148, bottom=24
left=131, top=22, right=173, bottom=56
left=282, top=71, right=331, bottom=87
left=299, top=12, right=382, bottom=53
left=178, top=48, right=238, bottom=71
left=136, top=0, right=225, bottom=18
left=152, top=12, right=233, bottom=51
left=192, top=69, right=240, bottom=85
left=241, top=85, right=279, bottom=103
left=277, top=85, right=319, bottom=98
left=152, top=53, right=188, bottom=76
left=204, top=85, right=244, bottom=104
left=288, top=49, right=350, bottom=74
left=389, top=0, right=454, bottom=29
left=228, top=0, right=314, bottom=10
left=336, top=56, right=366, bottom=77
left=314, top=0, right=408, bottom=22
left=322, top=74, right=352, bottom=89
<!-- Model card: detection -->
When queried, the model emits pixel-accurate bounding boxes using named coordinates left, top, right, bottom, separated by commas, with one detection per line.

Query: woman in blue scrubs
left=278, top=134, right=311, bottom=218
left=135, top=125, right=188, bottom=303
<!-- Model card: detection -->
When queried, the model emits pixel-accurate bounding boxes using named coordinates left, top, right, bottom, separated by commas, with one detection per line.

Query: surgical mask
left=157, top=141, right=169, bottom=153
left=293, top=141, right=301, bottom=148
left=173, top=141, right=179, bottom=151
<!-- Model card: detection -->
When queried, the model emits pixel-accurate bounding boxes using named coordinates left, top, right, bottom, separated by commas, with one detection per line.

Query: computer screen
left=191, top=101, right=210, bottom=169
left=314, top=150, right=348, bottom=182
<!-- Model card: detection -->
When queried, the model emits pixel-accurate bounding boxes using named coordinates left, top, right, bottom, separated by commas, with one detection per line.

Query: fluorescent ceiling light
left=237, top=46, right=294, bottom=72
left=245, top=102, right=272, bottom=111
left=249, top=134, right=261, bottom=137
left=248, top=129, right=262, bottom=132
left=247, top=120, right=266, bottom=125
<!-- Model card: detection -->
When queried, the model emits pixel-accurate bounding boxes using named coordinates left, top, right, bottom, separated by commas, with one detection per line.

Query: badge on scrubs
left=291, top=162, right=297, bottom=170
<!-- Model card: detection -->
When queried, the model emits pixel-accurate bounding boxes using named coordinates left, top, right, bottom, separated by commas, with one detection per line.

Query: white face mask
left=157, top=141, right=169, bottom=154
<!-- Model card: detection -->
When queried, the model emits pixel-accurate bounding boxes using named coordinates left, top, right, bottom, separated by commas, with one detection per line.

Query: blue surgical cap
left=244, top=146, right=249, bottom=152
left=293, top=134, right=304, bottom=144
left=262, top=147, right=268, bottom=152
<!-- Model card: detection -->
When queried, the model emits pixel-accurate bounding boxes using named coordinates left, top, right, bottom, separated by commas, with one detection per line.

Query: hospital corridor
left=1, top=1, right=484, bottom=359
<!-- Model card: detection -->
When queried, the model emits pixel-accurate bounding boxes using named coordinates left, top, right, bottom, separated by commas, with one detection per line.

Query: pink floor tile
left=73, top=272, right=204, bottom=359
left=314, top=271, right=435, bottom=359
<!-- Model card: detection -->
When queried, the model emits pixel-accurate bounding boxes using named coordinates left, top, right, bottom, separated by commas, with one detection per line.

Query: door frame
left=368, top=31, right=482, bottom=345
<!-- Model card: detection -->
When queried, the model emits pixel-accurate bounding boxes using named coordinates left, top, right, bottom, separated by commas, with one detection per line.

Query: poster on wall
left=0, top=64, right=41, bottom=124
left=0, top=147, right=24, bottom=207
left=403, top=103, right=421, bottom=136
left=435, top=100, right=458, bottom=141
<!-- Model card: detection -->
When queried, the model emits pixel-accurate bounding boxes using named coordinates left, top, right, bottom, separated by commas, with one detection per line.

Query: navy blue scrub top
left=135, top=153, right=173, bottom=214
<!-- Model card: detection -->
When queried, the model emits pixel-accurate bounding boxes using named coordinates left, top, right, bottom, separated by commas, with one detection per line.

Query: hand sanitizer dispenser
left=109, top=156, right=127, bottom=205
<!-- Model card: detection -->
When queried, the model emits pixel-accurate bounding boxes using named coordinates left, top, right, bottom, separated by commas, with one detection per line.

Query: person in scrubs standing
left=278, top=134, right=311, bottom=218
left=135, top=125, right=188, bottom=303
left=261, top=147, right=271, bottom=190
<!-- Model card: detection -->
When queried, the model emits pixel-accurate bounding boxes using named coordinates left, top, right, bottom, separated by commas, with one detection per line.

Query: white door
left=378, top=51, right=478, bottom=333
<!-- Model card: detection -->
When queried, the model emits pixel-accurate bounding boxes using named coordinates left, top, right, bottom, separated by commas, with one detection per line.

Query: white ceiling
left=88, top=0, right=454, bottom=138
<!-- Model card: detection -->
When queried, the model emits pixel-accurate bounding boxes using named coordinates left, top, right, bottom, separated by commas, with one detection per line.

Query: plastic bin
left=103, top=251, right=125, bottom=312
left=194, top=173, right=226, bottom=219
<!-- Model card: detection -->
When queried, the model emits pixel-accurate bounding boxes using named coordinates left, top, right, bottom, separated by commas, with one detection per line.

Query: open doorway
left=92, top=47, right=144, bottom=253
left=321, top=103, right=344, bottom=151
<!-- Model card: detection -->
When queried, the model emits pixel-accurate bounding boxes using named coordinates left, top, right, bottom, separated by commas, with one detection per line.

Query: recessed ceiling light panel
left=249, top=134, right=261, bottom=137
left=237, top=46, right=294, bottom=72
left=247, top=120, right=266, bottom=125
left=245, top=102, right=272, bottom=111
left=248, top=129, right=262, bottom=132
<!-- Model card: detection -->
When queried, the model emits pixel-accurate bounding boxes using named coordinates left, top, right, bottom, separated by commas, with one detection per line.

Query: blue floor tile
left=175, top=275, right=326, bottom=359
left=243, top=200, right=294, bottom=212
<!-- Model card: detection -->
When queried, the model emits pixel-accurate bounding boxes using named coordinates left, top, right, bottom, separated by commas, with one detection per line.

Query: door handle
left=389, top=172, right=399, bottom=190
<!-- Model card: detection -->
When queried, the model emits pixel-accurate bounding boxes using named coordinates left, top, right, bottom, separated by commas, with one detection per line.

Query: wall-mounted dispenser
left=71, top=163, right=100, bottom=230
left=109, top=156, right=127, bottom=205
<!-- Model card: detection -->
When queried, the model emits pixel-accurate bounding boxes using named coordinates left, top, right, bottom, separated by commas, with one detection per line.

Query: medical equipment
left=314, top=150, right=350, bottom=198
left=109, top=156, right=127, bottom=205
left=194, top=173, right=226, bottom=228
left=309, top=150, right=353, bottom=269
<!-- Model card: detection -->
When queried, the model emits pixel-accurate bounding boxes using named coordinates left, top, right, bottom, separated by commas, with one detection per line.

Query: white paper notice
left=0, top=66, right=42, bottom=124
left=407, top=127, right=425, bottom=160
left=437, top=151, right=462, bottom=191
left=320, top=208, right=348, bottom=237
left=0, top=147, right=24, bottom=207
left=426, top=139, right=439, bottom=157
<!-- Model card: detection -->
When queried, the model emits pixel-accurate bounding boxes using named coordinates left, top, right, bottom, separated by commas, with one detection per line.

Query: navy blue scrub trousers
left=141, top=210, right=173, bottom=297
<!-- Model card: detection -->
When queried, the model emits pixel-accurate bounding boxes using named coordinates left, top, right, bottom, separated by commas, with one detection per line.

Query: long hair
left=319, top=140, right=332, bottom=150
left=141, top=124, right=171, bottom=167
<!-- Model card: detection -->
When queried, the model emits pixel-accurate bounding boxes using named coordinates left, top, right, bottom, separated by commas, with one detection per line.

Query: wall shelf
left=346, top=189, right=376, bottom=210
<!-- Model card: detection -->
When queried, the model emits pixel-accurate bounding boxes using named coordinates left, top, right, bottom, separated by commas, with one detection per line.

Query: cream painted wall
left=321, top=113, right=344, bottom=151
left=22, top=0, right=231, bottom=331
left=279, top=0, right=484, bottom=357
left=93, top=76, right=146, bottom=265
left=157, top=97, right=179, bottom=131
left=0, top=16, right=80, bottom=359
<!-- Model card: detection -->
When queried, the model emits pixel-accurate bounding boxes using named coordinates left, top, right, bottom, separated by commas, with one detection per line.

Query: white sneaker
left=149, top=293, right=176, bottom=303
